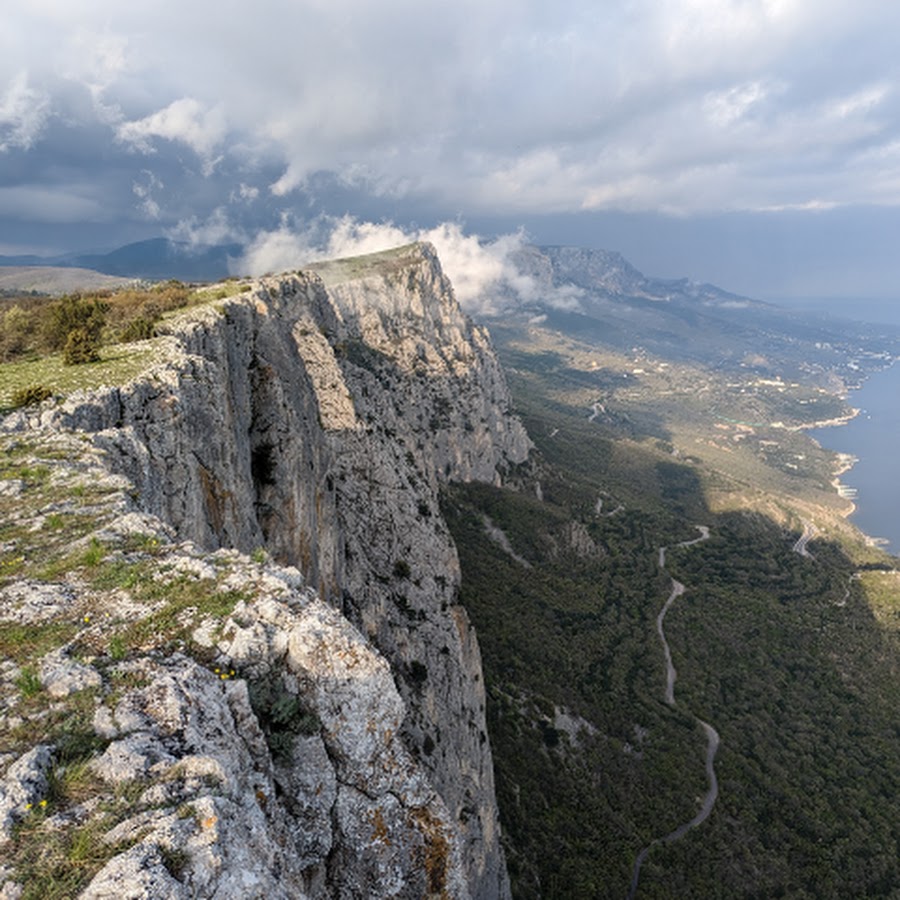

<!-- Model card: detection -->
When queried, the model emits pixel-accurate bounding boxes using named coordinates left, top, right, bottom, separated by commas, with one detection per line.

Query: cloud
left=230, top=219, right=313, bottom=275
left=116, top=98, right=226, bottom=170
left=3, top=0, right=900, bottom=250
left=703, top=81, right=775, bottom=128
left=231, top=183, right=259, bottom=203
left=231, top=214, right=582, bottom=315
left=0, top=73, right=51, bottom=152
left=60, top=28, right=131, bottom=122
left=131, top=170, right=164, bottom=220
left=167, top=205, right=243, bottom=248
left=0, top=184, right=106, bottom=223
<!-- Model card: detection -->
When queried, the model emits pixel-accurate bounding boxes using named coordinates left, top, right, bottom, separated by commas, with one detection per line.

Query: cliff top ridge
left=305, top=242, right=435, bottom=287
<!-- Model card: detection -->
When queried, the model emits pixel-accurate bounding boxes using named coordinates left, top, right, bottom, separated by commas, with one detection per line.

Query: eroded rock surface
left=0, top=243, right=527, bottom=898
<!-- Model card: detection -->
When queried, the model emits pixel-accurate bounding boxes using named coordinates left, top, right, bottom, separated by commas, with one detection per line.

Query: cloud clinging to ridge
left=233, top=215, right=564, bottom=316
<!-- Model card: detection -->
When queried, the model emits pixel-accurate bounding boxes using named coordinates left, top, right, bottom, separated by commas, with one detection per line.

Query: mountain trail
left=628, top=525, right=718, bottom=899
left=792, top=519, right=817, bottom=558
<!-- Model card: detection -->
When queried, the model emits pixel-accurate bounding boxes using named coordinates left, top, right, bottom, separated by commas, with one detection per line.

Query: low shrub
left=11, top=385, right=53, bottom=408
left=63, top=327, right=102, bottom=365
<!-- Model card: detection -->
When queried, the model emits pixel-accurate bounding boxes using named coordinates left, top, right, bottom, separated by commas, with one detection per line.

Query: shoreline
left=803, top=377, right=896, bottom=552
left=830, top=452, right=858, bottom=519
left=787, top=406, right=860, bottom=432
left=801, top=401, right=860, bottom=517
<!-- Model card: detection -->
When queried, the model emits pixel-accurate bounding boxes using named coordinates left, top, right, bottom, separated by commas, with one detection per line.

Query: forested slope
left=446, top=318, right=900, bottom=898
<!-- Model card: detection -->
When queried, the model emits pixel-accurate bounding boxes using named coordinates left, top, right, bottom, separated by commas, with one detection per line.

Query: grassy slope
left=0, top=283, right=249, bottom=409
left=445, top=323, right=900, bottom=898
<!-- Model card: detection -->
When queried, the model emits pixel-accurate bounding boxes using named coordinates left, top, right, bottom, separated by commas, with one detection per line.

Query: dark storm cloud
left=2, top=1, right=900, bottom=297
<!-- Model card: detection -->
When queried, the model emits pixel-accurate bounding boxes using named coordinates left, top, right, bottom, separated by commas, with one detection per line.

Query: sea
left=778, top=297, right=900, bottom=556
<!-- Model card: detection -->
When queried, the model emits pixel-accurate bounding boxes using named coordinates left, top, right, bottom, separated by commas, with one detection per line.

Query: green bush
left=62, top=327, right=101, bottom=365
left=393, top=559, right=412, bottom=579
left=118, top=316, right=157, bottom=342
left=38, top=294, right=108, bottom=365
left=248, top=673, right=321, bottom=759
left=11, top=385, right=53, bottom=408
left=44, top=295, right=108, bottom=352
left=0, top=305, right=36, bottom=361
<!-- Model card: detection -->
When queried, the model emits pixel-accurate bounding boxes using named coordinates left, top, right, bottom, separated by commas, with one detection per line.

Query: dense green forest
left=445, top=323, right=900, bottom=898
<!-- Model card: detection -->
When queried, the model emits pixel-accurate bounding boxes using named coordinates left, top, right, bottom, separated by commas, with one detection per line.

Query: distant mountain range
left=0, top=237, right=761, bottom=306
left=512, top=244, right=764, bottom=310
left=492, top=244, right=900, bottom=386
left=4, top=239, right=897, bottom=385
left=0, top=238, right=241, bottom=282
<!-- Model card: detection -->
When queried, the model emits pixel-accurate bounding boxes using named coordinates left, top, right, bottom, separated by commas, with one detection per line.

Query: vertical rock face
left=38, top=243, right=529, bottom=898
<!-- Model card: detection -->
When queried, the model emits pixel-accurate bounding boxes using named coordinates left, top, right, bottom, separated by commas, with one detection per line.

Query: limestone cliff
left=0, top=243, right=529, bottom=898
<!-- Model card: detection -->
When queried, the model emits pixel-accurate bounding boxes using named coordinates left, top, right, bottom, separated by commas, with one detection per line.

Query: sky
left=3, top=0, right=900, bottom=302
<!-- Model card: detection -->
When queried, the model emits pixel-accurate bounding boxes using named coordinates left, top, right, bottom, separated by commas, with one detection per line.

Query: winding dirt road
left=792, top=519, right=817, bottom=558
left=628, top=526, right=719, bottom=899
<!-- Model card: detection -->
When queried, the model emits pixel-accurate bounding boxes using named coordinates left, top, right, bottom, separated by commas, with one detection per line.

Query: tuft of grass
left=79, top=538, right=107, bottom=568
left=121, top=533, right=164, bottom=555
left=15, top=665, right=42, bottom=698
left=159, top=845, right=190, bottom=880
left=44, top=513, right=65, bottom=530
left=115, top=572, right=251, bottom=651
left=0, top=463, right=51, bottom=485
left=47, top=759, right=103, bottom=807
left=88, top=558, right=147, bottom=591
left=0, top=623, right=78, bottom=665
left=12, top=811, right=136, bottom=900
left=108, top=635, right=127, bottom=661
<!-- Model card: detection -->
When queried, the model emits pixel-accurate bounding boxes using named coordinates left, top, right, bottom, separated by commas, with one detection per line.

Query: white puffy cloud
left=167, top=206, right=243, bottom=248
left=232, top=215, right=581, bottom=315
left=0, top=73, right=51, bottom=152
left=131, top=170, right=164, bottom=220
left=116, top=98, right=227, bottom=170
left=3, top=0, right=900, bottom=229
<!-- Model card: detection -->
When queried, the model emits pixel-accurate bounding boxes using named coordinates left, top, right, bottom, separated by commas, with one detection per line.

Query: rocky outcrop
left=0, top=243, right=528, bottom=898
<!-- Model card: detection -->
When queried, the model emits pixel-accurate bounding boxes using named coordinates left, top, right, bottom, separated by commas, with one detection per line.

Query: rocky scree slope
left=0, top=242, right=529, bottom=898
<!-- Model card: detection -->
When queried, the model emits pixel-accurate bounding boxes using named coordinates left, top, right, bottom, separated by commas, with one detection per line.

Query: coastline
left=812, top=433, right=894, bottom=548
left=804, top=369, right=897, bottom=552
left=830, top=451, right=858, bottom=519
left=799, top=398, right=860, bottom=517
left=788, top=406, right=860, bottom=432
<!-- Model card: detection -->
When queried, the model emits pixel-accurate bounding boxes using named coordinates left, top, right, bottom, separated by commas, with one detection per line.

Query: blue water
left=807, top=362, right=900, bottom=556
left=772, top=297, right=900, bottom=328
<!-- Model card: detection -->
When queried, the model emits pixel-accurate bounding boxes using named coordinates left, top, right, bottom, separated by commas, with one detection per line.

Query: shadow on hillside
left=444, top=433, right=900, bottom=899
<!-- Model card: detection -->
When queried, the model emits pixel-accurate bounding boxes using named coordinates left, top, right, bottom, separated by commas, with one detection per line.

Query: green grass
left=0, top=623, right=79, bottom=665
left=307, top=242, right=423, bottom=286
left=10, top=784, right=143, bottom=900
left=14, top=665, right=42, bottom=698
left=0, top=462, right=51, bottom=484
left=0, top=344, right=163, bottom=410
left=0, top=276, right=258, bottom=411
